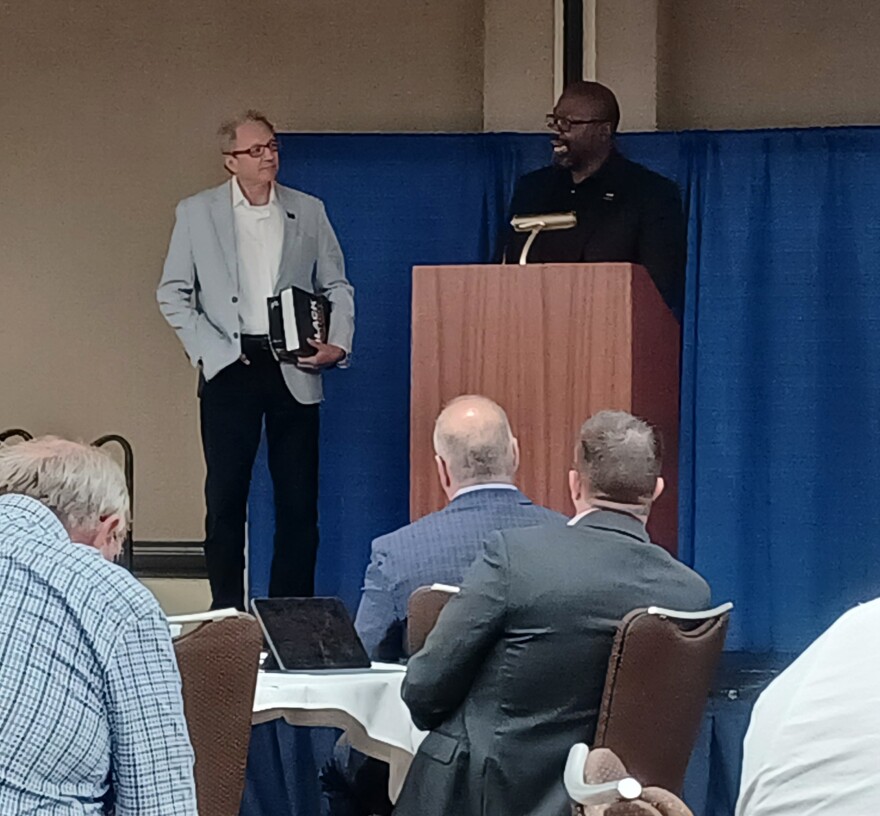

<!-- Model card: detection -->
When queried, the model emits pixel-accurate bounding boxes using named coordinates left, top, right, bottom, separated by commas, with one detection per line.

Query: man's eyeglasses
left=223, top=139, right=280, bottom=159
left=545, top=114, right=607, bottom=133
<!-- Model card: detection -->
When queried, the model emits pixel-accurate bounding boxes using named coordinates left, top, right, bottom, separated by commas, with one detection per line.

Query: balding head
left=433, top=396, right=519, bottom=498
left=0, top=436, right=130, bottom=560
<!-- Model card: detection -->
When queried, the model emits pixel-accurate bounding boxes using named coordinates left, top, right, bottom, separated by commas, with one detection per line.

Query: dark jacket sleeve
left=636, top=177, right=687, bottom=320
left=401, top=531, right=509, bottom=731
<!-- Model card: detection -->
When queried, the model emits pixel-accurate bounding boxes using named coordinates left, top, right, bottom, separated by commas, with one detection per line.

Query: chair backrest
left=173, top=613, right=263, bottom=816
left=592, top=603, right=732, bottom=795
left=407, top=585, right=456, bottom=656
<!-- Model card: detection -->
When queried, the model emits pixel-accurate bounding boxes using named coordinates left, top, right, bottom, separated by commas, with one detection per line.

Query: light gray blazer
left=157, top=180, right=355, bottom=404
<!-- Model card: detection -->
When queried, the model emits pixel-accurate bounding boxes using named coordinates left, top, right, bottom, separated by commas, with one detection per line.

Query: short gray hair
left=575, top=411, right=661, bottom=504
left=0, top=437, right=130, bottom=534
left=217, top=109, right=275, bottom=152
left=433, top=395, right=517, bottom=485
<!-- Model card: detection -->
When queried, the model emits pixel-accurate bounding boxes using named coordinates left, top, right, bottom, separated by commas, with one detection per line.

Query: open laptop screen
left=252, top=597, right=371, bottom=671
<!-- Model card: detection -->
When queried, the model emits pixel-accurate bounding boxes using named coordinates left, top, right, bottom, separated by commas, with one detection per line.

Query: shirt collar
left=568, top=507, right=651, bottom=542
left=231, top=177, right=277, bottom=209
left=568, top=508, right=597, bottom=526
left=452, top=483, right=519, bottom=500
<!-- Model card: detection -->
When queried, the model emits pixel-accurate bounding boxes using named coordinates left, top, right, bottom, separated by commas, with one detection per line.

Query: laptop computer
left=251, top=597, right=371, bottom=671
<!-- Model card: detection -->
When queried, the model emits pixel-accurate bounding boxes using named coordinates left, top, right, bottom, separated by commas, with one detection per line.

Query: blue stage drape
left=247, top=127, right=880, bottom=660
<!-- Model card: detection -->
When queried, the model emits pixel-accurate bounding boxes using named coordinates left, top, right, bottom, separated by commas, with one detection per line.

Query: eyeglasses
left=545, top=114, right=608, bottom=133
left=223, top=139, right=280, bottom=158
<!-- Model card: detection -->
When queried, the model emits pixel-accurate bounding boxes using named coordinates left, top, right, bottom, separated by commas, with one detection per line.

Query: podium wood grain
left=410, top=263, right=680, bottom=553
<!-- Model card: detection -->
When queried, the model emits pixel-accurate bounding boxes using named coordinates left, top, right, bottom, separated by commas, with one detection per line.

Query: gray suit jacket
left=396, top=510, right=712, bottom=816
left=157, top=180, right=355, bottom=404
left=354, top=487, right=567, bottom=662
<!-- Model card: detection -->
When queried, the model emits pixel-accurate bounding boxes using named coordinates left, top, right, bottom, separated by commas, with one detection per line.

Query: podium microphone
left=510, top=211, right=577, bottom=265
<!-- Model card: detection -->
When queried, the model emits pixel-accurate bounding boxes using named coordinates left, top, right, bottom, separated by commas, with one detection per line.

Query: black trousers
left=321, top=744, right=392, bottom=816
left=199, top=336, right=319, bottom=611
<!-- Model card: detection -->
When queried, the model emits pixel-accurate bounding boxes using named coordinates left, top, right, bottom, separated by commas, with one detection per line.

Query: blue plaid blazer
left=354, top=487, right=566, bottom=661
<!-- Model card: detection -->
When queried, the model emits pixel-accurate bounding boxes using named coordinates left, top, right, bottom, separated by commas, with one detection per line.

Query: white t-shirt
left=736, top=598, right=880, bottom=816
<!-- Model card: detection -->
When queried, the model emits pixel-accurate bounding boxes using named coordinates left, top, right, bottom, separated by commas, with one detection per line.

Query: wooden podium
left=410, top=263, right=681, bottom=554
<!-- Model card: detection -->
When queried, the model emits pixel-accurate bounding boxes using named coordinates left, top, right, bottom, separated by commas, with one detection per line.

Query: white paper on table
left=167, top=607, right=241, bottom=625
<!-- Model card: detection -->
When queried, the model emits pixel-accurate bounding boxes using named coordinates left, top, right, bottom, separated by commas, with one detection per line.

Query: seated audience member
left=736, top=598, right=880, bottom=816
left=0, top=437, right=197, bottom=815
left=354, top=394, right=566, bottom=662
left=324, top=396, right=566, bottom=816
left=395, top=410, right=711, bottom=816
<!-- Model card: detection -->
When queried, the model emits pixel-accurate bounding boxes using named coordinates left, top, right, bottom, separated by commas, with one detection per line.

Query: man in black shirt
left=501, top=81, right=686, bottom=318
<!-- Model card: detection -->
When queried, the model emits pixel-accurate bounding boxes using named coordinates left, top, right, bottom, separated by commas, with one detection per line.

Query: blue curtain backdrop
left=247, top=127, right=880, bottom=655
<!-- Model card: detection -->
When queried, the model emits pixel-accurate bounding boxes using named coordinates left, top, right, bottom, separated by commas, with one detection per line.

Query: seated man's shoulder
left=487, top=519, right=566, bottom=553
left=1, top=496, right=162, bottom=629
left=372, top=505, right=458, bottom=557
left=75, top=551, right=161, bottom=619
left=643, top=545, right=712, bottom=605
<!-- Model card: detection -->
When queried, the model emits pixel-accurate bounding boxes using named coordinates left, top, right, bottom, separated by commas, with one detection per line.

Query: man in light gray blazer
left=157, top=110, right=354, bottom=611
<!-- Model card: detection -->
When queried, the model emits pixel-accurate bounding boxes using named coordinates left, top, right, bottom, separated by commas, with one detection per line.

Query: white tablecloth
left=252, top=663, right=426, bottom=801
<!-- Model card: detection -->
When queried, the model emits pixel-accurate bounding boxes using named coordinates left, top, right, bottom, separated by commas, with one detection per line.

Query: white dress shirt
left=568, top=509, right=596, bottom=526
left=452, top=483, right=519, bottom=500
left=232, top=178, right=284, bottom=335
left=736, top=598, right=880, bottom=816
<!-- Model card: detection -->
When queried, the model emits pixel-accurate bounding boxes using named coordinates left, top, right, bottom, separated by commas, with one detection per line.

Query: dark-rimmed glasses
left=545, top=114, right=607, bottom=133
left=223, top=139, right=280, bottom=158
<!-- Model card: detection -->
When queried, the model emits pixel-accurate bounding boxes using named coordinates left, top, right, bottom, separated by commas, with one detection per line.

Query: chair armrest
left=564, top=744, right=642, bottom=806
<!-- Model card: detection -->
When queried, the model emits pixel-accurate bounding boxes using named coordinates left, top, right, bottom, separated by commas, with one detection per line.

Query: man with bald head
left=501, top=81, right=686, bottom=317
left=353, top=395, right=565, bottom=662
left=322, top=398, right=563, bottom=816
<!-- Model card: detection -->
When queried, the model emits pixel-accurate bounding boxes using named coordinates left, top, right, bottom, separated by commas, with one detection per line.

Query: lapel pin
left=603, top=192, right=615, bottom=201
left=286, top=211, right=296, bottom=219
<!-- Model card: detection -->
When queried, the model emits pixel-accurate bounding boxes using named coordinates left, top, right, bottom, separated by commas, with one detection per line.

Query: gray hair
left=433, top=395, right=517, bottom=485
left=0, top=437, right=130, bottom=534
left=575, top=411, right=661, bottom=504
left=217, top=109, right=275, bottom=152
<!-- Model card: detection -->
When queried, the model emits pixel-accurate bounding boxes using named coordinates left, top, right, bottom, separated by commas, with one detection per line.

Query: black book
left=267, top=286, right=331, bottom=363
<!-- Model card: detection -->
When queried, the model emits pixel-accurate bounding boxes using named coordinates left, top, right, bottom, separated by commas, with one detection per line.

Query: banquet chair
left=173, top=612, right=263, bottom=816
left=406, top=585, right=457, bottom=656
left=591, top=603, right=733, bottom=795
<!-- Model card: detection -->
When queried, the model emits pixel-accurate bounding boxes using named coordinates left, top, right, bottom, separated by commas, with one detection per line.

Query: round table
left=252, top=663, right=426, bottom=801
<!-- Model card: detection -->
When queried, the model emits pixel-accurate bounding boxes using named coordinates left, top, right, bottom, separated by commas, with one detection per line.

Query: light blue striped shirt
left=0, top=494, right=197, bottom=814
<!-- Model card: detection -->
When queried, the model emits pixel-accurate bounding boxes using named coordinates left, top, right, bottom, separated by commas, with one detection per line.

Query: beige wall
left=595, top=0, right=659, bottom=131
left=483, top=0, right=555, bottom=132
left=658, top=0, right=880, bottom=130
left=5, top=0, right=880, bottom=541
left=0, top=0, right=484, bottom=541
